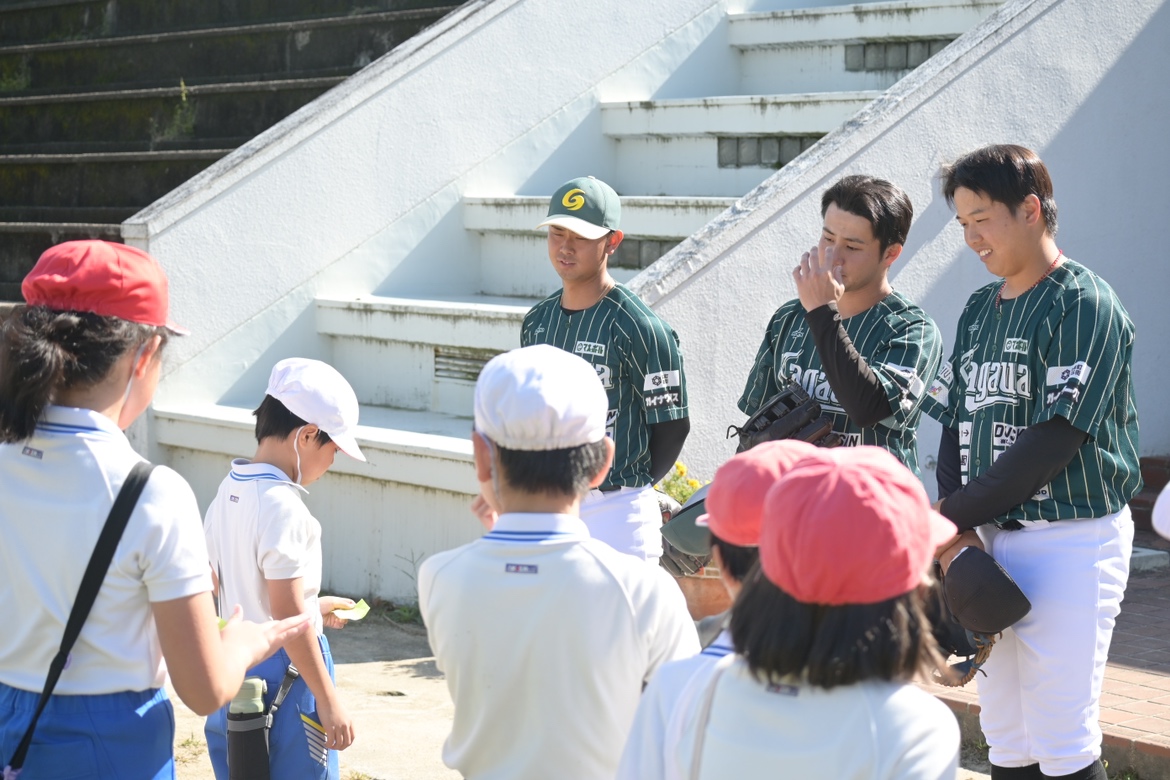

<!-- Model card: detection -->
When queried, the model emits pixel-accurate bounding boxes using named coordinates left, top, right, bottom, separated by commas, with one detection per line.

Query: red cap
left=759, top=446, right=956, bottom=606
left=22, top=240, right=188, bottom=335
left=696, top=440, right=822, bottom=546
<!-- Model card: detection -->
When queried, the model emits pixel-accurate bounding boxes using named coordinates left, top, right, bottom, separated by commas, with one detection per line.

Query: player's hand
left=471, top=493, right=498, bottom=531
left=319, top=596, right=356, bottom=630
left=935, top=529, right=984, bottom=575
left=794, top=243, right=844, bottom=312
left=317, top=696, right=355, bottom=751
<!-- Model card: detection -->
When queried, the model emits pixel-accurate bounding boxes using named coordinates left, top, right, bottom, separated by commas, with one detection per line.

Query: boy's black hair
left=497, top=440, right=610, bottom=497
left=821, top=174, right=914, bottom=253
left=710, top=533, right=759, bottom=583
left=941, top=144, right=1058, bottom=236
left=253, top=394, right=332, bottom=446
left=729, top=567, right=944, bottom=690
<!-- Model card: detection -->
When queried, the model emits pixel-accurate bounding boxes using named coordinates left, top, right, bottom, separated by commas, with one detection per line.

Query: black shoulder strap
left=3, top=461, right=156, bottom=776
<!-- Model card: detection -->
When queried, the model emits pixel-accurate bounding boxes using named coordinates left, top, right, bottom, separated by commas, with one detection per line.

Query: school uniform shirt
left=671, top=656, right=960, bottom=780
left=616, top=629, right=734, bottom=780
left=0, top=405, right=212, bottom=695
left=418, top=512, right=700, bottom=780
left=922, top=259, right=1141, bottom=524
left=739, top=291, right=942, bottom=475
left=203, top=459, right=323, bottom=636
left=521, top=284, right=689, bottom=490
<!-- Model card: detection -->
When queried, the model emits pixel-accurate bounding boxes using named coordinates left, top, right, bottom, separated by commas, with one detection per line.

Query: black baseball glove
left=659, top=485, right=712, bottom=577
left=728, top=381, right=844, bottom=452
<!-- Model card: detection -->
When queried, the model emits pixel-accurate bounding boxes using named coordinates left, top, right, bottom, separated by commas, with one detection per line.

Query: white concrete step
left=316, top=294, right=534, bottom=415
left=465, top=195, right=736, bottom=296
left=730, top=0, right=1000, bottom=94
left=602, top=91, right=878, bottom=137
left=602, top=93, right=875, bottom=197
left=152, top=402, right=477, bottom=496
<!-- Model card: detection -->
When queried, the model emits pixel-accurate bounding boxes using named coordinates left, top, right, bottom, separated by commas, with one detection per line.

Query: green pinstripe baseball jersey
left=922, top=258, right=1141, bottom=524
left=521, top=284, right=688, bottom=490
left=738, top=290, right=943, bottom=475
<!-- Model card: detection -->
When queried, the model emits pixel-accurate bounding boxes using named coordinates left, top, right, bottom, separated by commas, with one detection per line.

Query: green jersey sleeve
left=1033, top=281, right=1135, bottom=438
left=867, top=310, right=944, bottom=431
left=622, top=314, right=688, bottom=424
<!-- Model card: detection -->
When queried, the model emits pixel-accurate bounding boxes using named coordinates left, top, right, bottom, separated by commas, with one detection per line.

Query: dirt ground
left=171, top=613, right=458, bottom=780
left=171, top=613, right=991, bottom=780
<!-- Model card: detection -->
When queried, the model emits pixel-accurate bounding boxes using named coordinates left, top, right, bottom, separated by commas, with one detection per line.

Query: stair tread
left=155, top=401, right=474, bottom=449
left=603, top=91, right=883, bottom=109
left=0, top=7, right=450, bottom=55
left=0, top=221, right=121, bottom=231
left=321, top=293, right=540, bottom=313
left=0, top=150, right=232, bottom=163
left=0, top=76, right=346, bottom=106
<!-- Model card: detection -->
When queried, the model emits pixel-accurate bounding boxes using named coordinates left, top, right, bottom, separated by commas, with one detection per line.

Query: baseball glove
left=929, top=548, right=1032, bottom=687
left=659, top=485, right=712, bottom=577
left=728, top=381, right=844, bottom=452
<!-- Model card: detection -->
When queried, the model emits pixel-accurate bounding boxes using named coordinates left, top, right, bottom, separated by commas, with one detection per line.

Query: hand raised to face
left=793, top=243, right=845, bottom=313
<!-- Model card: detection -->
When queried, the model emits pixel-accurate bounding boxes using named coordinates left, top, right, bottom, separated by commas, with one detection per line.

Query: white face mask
left=478, top=431, right=502, bottom=506
left=121, top=340, right=150, bottom=409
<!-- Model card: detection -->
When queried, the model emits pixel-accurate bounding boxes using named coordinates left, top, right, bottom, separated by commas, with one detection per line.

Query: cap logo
left=562, top=189, right=586, bottom=211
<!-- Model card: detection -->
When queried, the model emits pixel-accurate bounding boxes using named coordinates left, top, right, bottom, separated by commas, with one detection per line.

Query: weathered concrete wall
left=633, top=0, right=1170, bottom=489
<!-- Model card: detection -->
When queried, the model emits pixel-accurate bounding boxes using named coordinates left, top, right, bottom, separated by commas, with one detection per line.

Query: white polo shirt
left=671, top=655, right=960, bottom=780
left=203, top=459, right=323, bottom=636
left=617, top=629, right=734, bottom=780
left=0, top=405, right=212, bottom=694
left=418, top=512, right=699, bottom=780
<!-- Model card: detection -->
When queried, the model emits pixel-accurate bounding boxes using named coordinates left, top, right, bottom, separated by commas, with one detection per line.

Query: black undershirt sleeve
left=936, top=425, right=963, bottom=500
left=804, top=303, right=893, bottom=428
left=939, top=416, right=1088, bottom=532
left=648, top=417, right=691, bottom=485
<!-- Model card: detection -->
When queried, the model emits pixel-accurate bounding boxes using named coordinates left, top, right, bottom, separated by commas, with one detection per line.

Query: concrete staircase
left=0, top=0, right=460, bottom=300
left=146, top=0, right=1003, bottom=595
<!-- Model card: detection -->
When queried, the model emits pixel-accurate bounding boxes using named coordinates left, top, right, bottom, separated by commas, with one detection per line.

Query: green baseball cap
left=536, top=176, right=621, bottom=240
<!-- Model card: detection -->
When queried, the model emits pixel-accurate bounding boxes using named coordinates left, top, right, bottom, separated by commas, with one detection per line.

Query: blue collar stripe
left=701, top=643, right=734, bottom=658
left=229, top=471, right=288, bottom=483
left=35, top=422, right=106, bottom=435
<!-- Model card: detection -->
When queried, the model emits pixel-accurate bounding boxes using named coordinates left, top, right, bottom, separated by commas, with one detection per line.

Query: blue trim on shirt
left=35, top=421, right=106, bottom=435
left=482, top=530, right=584, bottom=544
left=701, top=641, right=734, bottom=658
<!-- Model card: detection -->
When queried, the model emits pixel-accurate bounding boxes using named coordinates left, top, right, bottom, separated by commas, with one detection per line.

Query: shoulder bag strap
left=3, top=461, right=156, bottom=777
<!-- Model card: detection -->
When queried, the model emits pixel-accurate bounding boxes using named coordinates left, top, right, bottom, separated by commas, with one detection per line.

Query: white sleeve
left=129, top=465, right=213, bottom=603
left=256, top=489, right=315, bottom=581
left=616, top=669, right=675, bottom=780
left=641, top=567, right=701, bottom=683
left=1153, top=483, right=1170, bottom=541
left=878, top=689, right=960, bottom=780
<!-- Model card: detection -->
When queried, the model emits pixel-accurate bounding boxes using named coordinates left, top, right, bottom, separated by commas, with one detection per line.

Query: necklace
left=562, top=280, right=615, bottom=314
left=996, top=250, right=1062, bottom=308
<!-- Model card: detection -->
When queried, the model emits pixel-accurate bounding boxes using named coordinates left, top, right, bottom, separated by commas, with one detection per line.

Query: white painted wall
left=633, top=0, right=1170, bottom=490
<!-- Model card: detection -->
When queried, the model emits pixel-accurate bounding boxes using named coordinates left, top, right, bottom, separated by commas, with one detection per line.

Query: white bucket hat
left=266, top=358, right=366, bottom=462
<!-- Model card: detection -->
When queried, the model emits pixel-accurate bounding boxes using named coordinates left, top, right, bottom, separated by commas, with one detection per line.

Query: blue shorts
left=0, top=683, right=174, bottom=779
left=205, top=634, right=339, bottom=780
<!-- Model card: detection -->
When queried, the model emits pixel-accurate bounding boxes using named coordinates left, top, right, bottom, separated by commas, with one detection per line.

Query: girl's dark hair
left=710, top=534, right=759, bottom=583
left=941, top=144, right=1058, bottom=236
left=253, top=394, right=332, bottom=446
left=498, top=439, right=610, bottom=497
left=729, top=567, right=944, bottom=690
left=0, top=307, right=164, bottom=444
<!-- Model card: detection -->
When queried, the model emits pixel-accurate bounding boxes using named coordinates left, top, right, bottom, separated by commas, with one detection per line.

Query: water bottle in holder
left=227, top=676, right=270, bottom=780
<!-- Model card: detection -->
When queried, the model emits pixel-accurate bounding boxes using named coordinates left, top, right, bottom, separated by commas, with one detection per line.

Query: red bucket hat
left=759, top=446, right=956, bottom=606
left=22, top=240, right=188, bottom=335
left=696, top=440, right=823, bottom=547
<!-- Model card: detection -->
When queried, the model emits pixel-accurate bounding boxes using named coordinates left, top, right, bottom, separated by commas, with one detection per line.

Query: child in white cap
left=203, top=358, right=366, bottom=780
left=418, top=344, right=699, bottom=780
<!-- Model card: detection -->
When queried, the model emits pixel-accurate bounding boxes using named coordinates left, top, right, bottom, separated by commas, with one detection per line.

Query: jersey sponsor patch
left=1004, top=337, right=1029, bottom=355
left=594, top=363, right=613, bottom=389
left=605, top=409, right=618, bottom=439
left=883, top=362, right=926, bottom=397
left=927, top=379, right=949, bottom=407
left=20, top=446, right=43, bottom=460
left=230, top=495, right=240, bottom=503
left=643, top=370, right=680, bottom=391
left=505, top=563, right=539, bottom=574
left=645, top=392, right=681, bottom=409
left=839, top=433, right=862, bottom=447
left=1046, top=361, right=1092, bottom=387
left=1031, top=484, right=1052, bottom=501
left=574, top=341, right=606, bottom=358
left=991, top=422, right=1023, bottom=449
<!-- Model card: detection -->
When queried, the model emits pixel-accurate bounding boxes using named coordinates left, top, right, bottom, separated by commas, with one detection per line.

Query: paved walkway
left=924, top=530, right=1170, bottom=779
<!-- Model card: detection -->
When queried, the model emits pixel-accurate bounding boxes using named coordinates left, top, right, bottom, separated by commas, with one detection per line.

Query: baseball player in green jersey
left=924, top=145, right=1140, bottom=780
left=739, top=174, right=943, bottom=474
left=517, top=176, right=690, bottom=563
